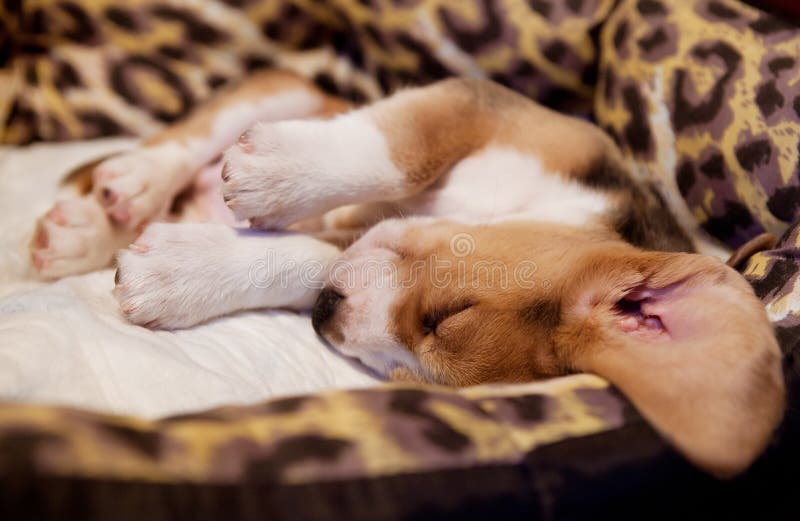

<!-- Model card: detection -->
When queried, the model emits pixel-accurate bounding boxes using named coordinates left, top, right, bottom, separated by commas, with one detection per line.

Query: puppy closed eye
left=421, top=301, right=475, bottom=336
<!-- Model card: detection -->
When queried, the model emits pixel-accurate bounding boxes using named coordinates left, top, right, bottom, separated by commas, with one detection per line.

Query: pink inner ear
left=613, top=283, right=684, bottom=341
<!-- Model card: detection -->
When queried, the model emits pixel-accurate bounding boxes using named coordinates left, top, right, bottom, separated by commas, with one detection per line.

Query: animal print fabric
left=0, top=0, right=615, bottom=144
left=595, top=0, right=800, bottom=249
left=744, top=218, right=800, bottom=360
left=741, top=218, right=800, bottom=519
left=0, top=376, right=658, bottom=519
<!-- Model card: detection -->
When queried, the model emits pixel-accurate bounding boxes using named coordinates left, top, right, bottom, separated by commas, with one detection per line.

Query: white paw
left=219, top=121, right=330, bottom=229
left=30, top=197, right=117, bottom=279
left=114, top=222, right=341, bottom=329
left=220, top=116, right=403, bottom=230
left=114, top=223, right=239, bottom=329
left=93, top=143, right=192, bottom=230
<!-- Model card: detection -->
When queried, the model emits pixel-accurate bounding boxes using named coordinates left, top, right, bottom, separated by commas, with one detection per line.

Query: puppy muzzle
left=312, top=287, right=344, bottom=335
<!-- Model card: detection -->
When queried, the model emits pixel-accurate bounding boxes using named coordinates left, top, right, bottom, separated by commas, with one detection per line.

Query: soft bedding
left=0, top=139, right=377, bottom=419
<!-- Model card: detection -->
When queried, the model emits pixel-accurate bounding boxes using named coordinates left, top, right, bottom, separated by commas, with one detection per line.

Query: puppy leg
left=114, top=223, right=340, bottom=329
left=221, top=77, right=614, bottom=229
left=30, top=196, right=137, bottom=279
left=32, top=71, right=347, bottom=279
left=94, top=70, right=348, bottom=231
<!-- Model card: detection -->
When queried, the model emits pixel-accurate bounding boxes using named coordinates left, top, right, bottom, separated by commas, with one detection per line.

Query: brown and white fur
left=30, top=71, right=784, bottom=478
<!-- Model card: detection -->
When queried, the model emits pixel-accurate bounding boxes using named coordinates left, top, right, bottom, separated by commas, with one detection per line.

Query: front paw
left=114, top=223, right=236, bottom=329
left=220, top=121, right=334, bottom=230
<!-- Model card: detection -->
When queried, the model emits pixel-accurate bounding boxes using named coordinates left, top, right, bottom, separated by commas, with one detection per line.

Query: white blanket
left=0, top=139, right=378, bottom=419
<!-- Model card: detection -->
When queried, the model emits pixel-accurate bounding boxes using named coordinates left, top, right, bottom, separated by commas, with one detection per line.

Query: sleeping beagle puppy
left=30, top=71, right=784, bottom=478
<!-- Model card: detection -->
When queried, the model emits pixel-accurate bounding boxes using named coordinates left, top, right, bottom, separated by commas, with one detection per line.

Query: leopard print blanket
left=596, top=0, right=800, bottom=247
left=0, top=0, right=613, bottom=143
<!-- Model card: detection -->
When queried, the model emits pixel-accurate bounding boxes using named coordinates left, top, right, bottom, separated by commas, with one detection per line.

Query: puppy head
left=312, top=218, right=784, bottom=477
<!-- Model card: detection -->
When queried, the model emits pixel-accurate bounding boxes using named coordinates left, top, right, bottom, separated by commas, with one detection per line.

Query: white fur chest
left=399, top=147, right=612, bottom=226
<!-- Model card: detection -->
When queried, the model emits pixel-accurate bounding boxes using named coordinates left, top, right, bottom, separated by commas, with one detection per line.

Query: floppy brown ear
left=568, top=251, right=784, bottom=478
left=726, top=232, right=777, bottom=270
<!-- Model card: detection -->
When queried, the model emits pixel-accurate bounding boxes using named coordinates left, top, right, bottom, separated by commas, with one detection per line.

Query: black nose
left=312, top=288, right=344, bottom=335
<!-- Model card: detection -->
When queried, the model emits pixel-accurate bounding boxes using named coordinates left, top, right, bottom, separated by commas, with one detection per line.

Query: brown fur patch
left=374, top=78, right=617, bottom=187
left=372, top=78, right=692, bottom=252
left=610, top=185, right=695, bottom=252
left=519, top=298, right=562, bottom=331
left=373, top=79, right=494, bottom=187
left=573, top=154, right=694, bottom=252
